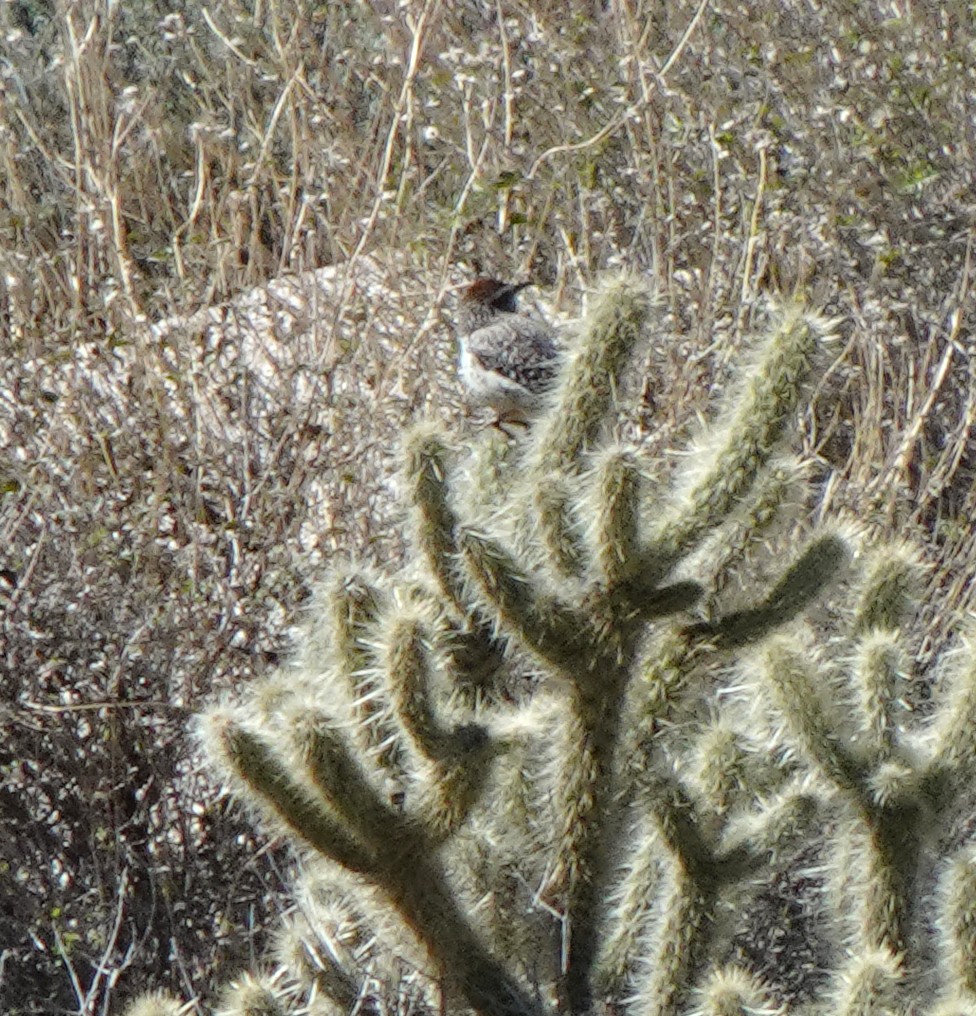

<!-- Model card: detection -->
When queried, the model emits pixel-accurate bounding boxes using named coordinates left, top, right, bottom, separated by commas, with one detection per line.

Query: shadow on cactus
left=129, top=279, right=976, bottom=1016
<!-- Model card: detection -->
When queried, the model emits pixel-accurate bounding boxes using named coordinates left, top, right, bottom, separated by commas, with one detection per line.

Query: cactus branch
left=460, top=528, right=592, bottom=672
left=405, top=421, right=467, bottom=614
left=641, top=307, right=830, bottom=583
left=534, top=476, right=587, bottom=577
left=217, top=721, right=374, bottom=874
left=592, top=448, right=642, bottom=588
left=531, top=277, right=655, bottom=477
left=689, top=532, right=849, bottom=649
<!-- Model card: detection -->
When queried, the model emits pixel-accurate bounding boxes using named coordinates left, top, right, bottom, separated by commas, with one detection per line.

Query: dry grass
left=1, top=0, right=974, bottom=1012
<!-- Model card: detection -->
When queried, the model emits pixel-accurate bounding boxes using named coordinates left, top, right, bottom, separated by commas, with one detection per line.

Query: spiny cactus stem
left=762, top=640, right=864, bottom=794
left=330, top=573, right=382, bottom=672
left=630, top=780, right=780, bottom=1015
left=626, top=631, right=698, bottom=775
left=643, top=869, right=714, bottom=1016
left=460, top=529, right=593, bottom=672
left=944, top=851, right=976, bottom=997
left=220, top=723, right=373, bottom=874
left=695, top=967, right=778, bottom=1016
left=385, top=614, right=451, bottom=759
left=549, top=689, right=624, bottom=893
left=593, top=448, right=641, bottom=588
left=531, top=277, right=653, bottom=478
left=763, top=636, right=925, bottom=957
left=302, top=722, right=405, bottom=846
left=853, top=545, right=924, bottom=635
left=642, top=308, right=824, bottom=584
left=558, top=675, right=634, bottom=1015
left=836, top=949, right=905, bottom=1015
left=328, top=575, right=404, bottom=767
left=236, top=717, right=541, bottom=1016
left=377, top=855, right=549, bottom=1016
left=405, top=423, right=469, bottom=615
left=443, top=617, right=510, bottom=700
left=750, top=792, right=820, bottom=861
left=687, top=533, right=849, bottom=649
left=648, top=776, right=720, bottom=885
left=861, top=800, right=924, bottom=958
left=561, top=783, right=618, bottom=1015
left=605, top=578, right=703, bottom=624
left=924, top=650, right=976, bottom=805
left=703, top=456, right=806, bottom=610
left=761, top=642, right=928, bottom=953
left=534, top=477, right=587, bottom=578
left=277, top=917, right=360, bottom=1010
left=857, top=633, right=902, bottom=760
left=592, top=820, right=660, bottom=998
left=421, top=732, right=495, bottom=839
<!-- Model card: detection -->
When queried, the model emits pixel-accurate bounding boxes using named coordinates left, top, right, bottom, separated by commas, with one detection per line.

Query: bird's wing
left=468, top=318, right=561, bottom=394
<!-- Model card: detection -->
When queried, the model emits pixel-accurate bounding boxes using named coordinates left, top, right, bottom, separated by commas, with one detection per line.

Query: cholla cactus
left=129, top=278, right=976, bottom=1016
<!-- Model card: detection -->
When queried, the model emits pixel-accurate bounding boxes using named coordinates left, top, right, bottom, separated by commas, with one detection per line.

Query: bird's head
left=462, top=278, right=530, bottom=315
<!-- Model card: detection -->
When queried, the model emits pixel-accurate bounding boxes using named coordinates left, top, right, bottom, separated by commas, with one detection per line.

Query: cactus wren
left=455, top=278, right=561, bottom=426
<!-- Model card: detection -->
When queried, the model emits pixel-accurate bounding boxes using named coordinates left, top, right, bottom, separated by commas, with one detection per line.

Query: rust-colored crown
left=462, top=278, right=529, bottom=312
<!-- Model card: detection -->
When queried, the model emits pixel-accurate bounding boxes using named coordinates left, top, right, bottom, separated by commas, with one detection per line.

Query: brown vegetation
left=1, top=1, right=974, bottom=1012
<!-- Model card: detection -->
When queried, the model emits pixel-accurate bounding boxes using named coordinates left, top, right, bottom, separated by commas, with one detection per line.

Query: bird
left=455, top=278, right=561, bottom=428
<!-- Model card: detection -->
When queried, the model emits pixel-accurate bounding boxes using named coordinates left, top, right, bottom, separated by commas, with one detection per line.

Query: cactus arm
left=530, top=277, right=655, bottom=478
left=688, top=532, right=849, bottom=649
